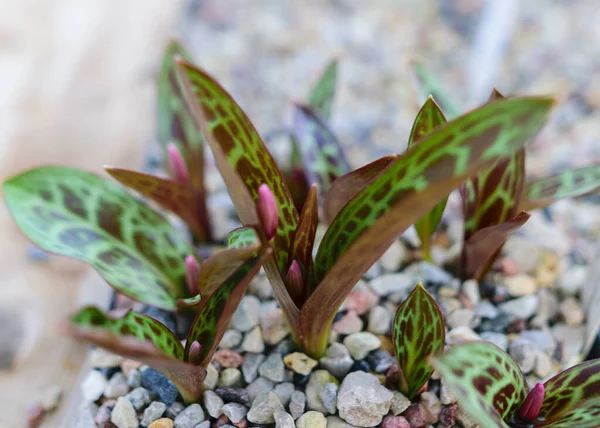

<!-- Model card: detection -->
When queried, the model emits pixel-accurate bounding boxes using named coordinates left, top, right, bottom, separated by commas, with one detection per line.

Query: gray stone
left=289, top=390, right=306, bottom=420
left=499, top=295, right=539, bottom=319
left=194, top=422, right=210, bottom=428
left=343, top=332, right=381, bottom=360
left=480, top=332, right=509, bottom=351
left=367, top=306, right=392, bottom=335
left=520, top=330, right=557, bottom=355
left=246, top=376, right=275, bottom=403
left=474, top=301, right=500, bottom=319
left=273, top=382, right=295, bottom=406
left=260, top=309, right=291, bottom=345
left=509, top=338, right=537, bottom=373
left=440, top=380, right=457, bottom=405
left=446, top=308, right=477, bottom=329
left=259, top=353, right=285, bottom=382
left=274, top=410, right=295, bottom=428
left=368, top=273, right=415, bottom=296
left=203, top=364, right=218, bottom=390
left=534, top=350, right=553, bottom=378
left=90, top=348, right=124, bottom=368
left=247, top=391, right=285, bottom=424
left=337, top=372, right=393, bottom=427
left=81, top=370, right=107, bottom=402
left=379, top=240, right=409, bottom=272
left=296, top=411, right=327, bottom=428
left=222, top=403, right=248, bottom=423
left=319, top=343, right=354, bottom=378
left=126, top=369, right=142, bottom=388
left=231, top=295, right=260, bottom=332
left=559, top=296, right=585, bottom=326
left=404, top=261, right=454, bottom=284
left=165, top=402, right=185, bottom=419
left=140, top=401, right=166, bottom=427
left=218, top=368, right=242, bottom=387
left=124, top=387, right=150, bottom=411
left=75, top=402, right=97, bottom=428
left=462, top=280, right=480, bottom=305
left=306, top=370, right=338, bottom=413
left=326, top=416, right=358, bottom=428
left=104, top=373, right=131, bottom=398
left=220, top=329, right=243, bottom=349
left=446, top=326, right=481, bottom=345
left=203, top=390, right=224, bottom=418
left=174, top=404, right=205, bottom=428
left=110, top=397, right=138, bottom=428
left=241, top=326, right=265, bottom=353
left=558, top=265, right=588, bottom=295
left=141, top=367, right=178, bottom=406
left=242, top=353, right=265, bottom=383
left=319, top=383, right=338, bottom=414
left=420, top=391, right=441, bottom=423
left=503, top=237, right=543, bottom=274
left=390, top=391, right=411, bottom=415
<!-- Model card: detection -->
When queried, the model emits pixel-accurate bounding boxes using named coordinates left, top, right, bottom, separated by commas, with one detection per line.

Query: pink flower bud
left=286, top=259, right=304, bottom=302
left=188, top=340, right=202, bottom=365
left=257, top=183, right=279, bottom=241
left=185, top=255, right=200, bottom=296
left=167, top=142, right=189, bottom=184
left=517, top=382, right=544, bottom=423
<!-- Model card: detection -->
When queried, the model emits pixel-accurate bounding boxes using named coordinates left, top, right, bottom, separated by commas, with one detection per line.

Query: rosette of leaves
left=175, top=57, right=554, bottom=357
left=434, top=341, right=600, bottom=427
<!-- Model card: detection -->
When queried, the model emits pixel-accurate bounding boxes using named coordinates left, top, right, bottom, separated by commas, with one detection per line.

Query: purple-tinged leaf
left=308, top=59, right=338, bottom=120
left=66, top=307, right=206, bottom=403
left=289, top=185, right=318, bottom=294
left=286, top=259, right=305, bottom=306
left=393, top=283, right=445, bottom=398
left=185, top=250, right=271, bottom=367
left=3, top=167, right=194, bottom=310
left=433, top=341, right=528, bottom=427
left=167, top=143, right=190, bottom=184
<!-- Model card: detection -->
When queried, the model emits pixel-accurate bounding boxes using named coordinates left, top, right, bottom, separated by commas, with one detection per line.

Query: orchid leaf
left=289, top=185, right=318, bottom=299
left=393, top=283, right=445, bottom=398
left=433, top=341, right=528, bottom=427
left=228, top=227, right=261, bottom=249
left=535, top=358, right=600, bottom=427
left=407, top=97, right=448, bottom=257
left=299, top=96, right=554, bottom=357
left=323, top=155, right=398, bottom=223
left=411, top=61, right=461, bottom=119
left=197, top=246, right=261, bottom=297
left=3, top=167, right=193, bottom=310
left=308, top=59, right=338, bottom=120
left=185, top=250, right=271, bottom=367
left=105, top=167, right=210, bottom=241
left=66, top=307, right=206, bottom=403
left=521, top=166, right=600, bottom=211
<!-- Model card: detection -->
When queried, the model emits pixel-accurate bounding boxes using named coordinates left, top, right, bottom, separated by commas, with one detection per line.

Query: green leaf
left=521, top=166, right=600, bottom=211
left=433, top=341, right=529, bottom=427
left=3, top=167, right=194, bottom=310
left=393, top=283, right=445, bottom=398
left=308, top=59, right=338, bottom=120
left=105, top=166, right=210, bottom=242
left=185, top=250, right=271, bottom=367
left=66, top=306, right=206, bottom=403
left=535, top=359, right=600, bottom=427
left=411, top=61, right=461, bottom=119
left=228, top=227, right=261, bottom=249
left=407, top=97, right=448, bottom=258
left=299, top=96, right=554, bottom=357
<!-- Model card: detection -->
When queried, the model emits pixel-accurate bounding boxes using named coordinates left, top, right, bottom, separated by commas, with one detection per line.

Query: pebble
left=274, top=410, right=296, bottom=428
left=222, top=403, right=248, bottom=423
left=203, top=390, right=224, bottom=418
left=559, top=296, right=585, bottom=326
left=405, top=261, right=454, bottom=285
left=446, top=326, right=481, bottom=345
left=520, top=330, right=557, bottom=355
left=173, top=404, right=205, bottom=428
left=389, top=391, right=411, bottom=415
left=203, top=364, right=218, bottom=390
left=439, top=403, right=458, bottom=427
left=504, top=274, right=538, bottom=296
left=326, top=415, right=358, bottom=428
left=289, top=390, right=306, bottom=420
left=551, top=324, right=585, bottom=361
left=95, top=400, right=115, bottom=425
left=149, top=419, right=174, bottom=428
left=259, top=353, right=285, bottom=382
left=440, top=380, right=457, bottom=405
left=367, top=306, right=392, bottom=335
left=420, top=391, right=441, bottom=423
left=509, top=338, right=537, bottom=373
left=283, top=352, right=318, bottom=375
left=247, top=391, right=285, bottom=424
left=231, top=295, right=261, bottom=332
left=462, top=279, right=480, bottom=305
left=344, top=332, right=381, bottom=360
left=381, top=415, right=410, bottom=428
left=194, top=422, right=210, bottom=428
left=121, top=360, right=143, bottom=377
left=537, top=288, right=559, bottom=319
left=455, top=405, right=478, bottom=428
left=90, top=348, right=125, bottom=368
left=368, top=273, right=415, bottom=297
left=242, top=353, right=265, bottom=383
left=125, top=387, right=151, bottom=411
left=215, top=386, right=250, bottom=405
left=249, top=274, right=273, bottom=299
left=402, top=403, right=428, bottom=428
left=241, top=326, right=265, bottom=353
left=219, top=368, right=243, bottom=388
left=379, top=240, right=409, bottom=271
left=111, top=397, right=138, bottom=428
left=141, top=368, right=179, bottom=406
left=474, top=301, right=500, bottom=319
left=127, top=369, right=142, bottom=388
left=220, top=329, right=243, bottom=349
left=296, top=411, right=327, bottom=428
left=446, top=308, right=477, bottom=329
left=104, top=372, right=130, bottom=399
left=534, top=350, right=553, bottom=378
left=75, top=402, right=97, bottom=428
left=337, top=371, right=393, bottom=427
left=333, top=311, right=364, bottom=334
left=39, top=384, right=62, bottom=411
left=480, top=332, right=509, bottom=350
left=317, top=382, right=337, bottom=414
left=345, top=282, right=379, bottom=314
left=141, top=402, right=167, bottom=427
left=165, top=402, right=184, bottom=419
left=246, top=377, right=276, bottom=403
left=503, top=238, right=543, bottom=274
left=498, top=295, right=539, bottom=319
left=366, top=350, right=395, bottom=373
left=306, top=370, right=339, bottom=413
left=558, top=265, right=588, bottom=295
left=319, top=343, right=354, bottom=378
left=81, top=370, right=107, bottom=402
left=214, top=349, right=244, bottom=368
left=273, top=382, right=295, bottom=406
left=261, top=309, right=291, bottom=344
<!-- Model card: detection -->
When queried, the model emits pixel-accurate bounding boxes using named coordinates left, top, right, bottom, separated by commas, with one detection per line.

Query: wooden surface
left=0, top=1, right=182, bottom=426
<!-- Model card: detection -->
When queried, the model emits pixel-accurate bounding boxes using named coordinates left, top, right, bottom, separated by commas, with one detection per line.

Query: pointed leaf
left=197, top=246, right=261, bottom=297
left=393, top=283, right=445, bottom=398
left=411, top=61, right=461, bottom=119
left=299, top=96, right=554, bottom=357
left=66, top=307, right=206, bottom=403
left=534, top=359, right=600, bottom=427
left=228, top=227, right=261, bottom=249
left=105, top=167, right=210, bottom=241
left=185, top=249, right=271, bottom=367
left=289, top=185, right=318, bottom=299
left=433, top=341, right=528, bottom=427
left=521, top=166, right=600, bottom=211
left=308, top=59, right=338, bottom=120
left=323, top=154, right=398, bottom=223
left=3, top=167, right=193, bottom=309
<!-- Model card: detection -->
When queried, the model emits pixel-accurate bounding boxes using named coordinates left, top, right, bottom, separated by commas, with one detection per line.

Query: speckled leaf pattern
left=308, top=59, right=338, bottom=120
left=407, top=97, right=448, bottom=257
left=176, top=60, right=298, bottom=279
left=434, top=342, right=528, bottom=427
left=299, top=96, right=554, bottom=358
left=197, top=246, right=261, bottom=297
left=185, top=250, right=270, bottom=367
left=411, top=61, right=461, bottom=119
left=393, top=283, right=445, bottom=398
left=521, top=166, right=600, bottom=211
left=3, top=167, right=193, bottom=309
left=292, top=104, right=351, bottom=198
left=105, top=167, right=209, bottom=241
left=228, top=227, right=261, bottom=249
left=535, top=358, right=600, bottom=427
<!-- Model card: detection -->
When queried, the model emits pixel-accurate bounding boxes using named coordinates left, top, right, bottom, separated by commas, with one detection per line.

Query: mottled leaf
left=308, top=59, right=338, bottom=120
left=299, top=96, right=554, bottom=357
left=66, top=306, right=206, bottom=403
left=521, top=166, right=600, bottom=211
left=433, top=341, right=528, bottom=427
left=197, top=246, right=261, bottom=297
left=393, top=283, right=445, bottom=398
left=3, top=167, right=193, bottom=309
left=105, top=167, right=210, bottom=241
left=411, top=61, right=461, bottom=119
left=228, top=227, right=261, bottom=249
left=185, top=250, right=271, bottom=367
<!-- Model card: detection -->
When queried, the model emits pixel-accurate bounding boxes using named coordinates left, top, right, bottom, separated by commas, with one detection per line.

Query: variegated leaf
left=4, top=167, right=193, bottom=309
left=308, top=59, right=338, bottom=120
left=393, top=283, right=445, bottom=398
left=197, top=246, right=261, bottom=297
left=228, top=227, right=261, bottom=249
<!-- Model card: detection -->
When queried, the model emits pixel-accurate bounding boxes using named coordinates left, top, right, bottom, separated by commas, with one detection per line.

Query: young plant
left=434, top=341, right=600, bottom=427
left=175, top=57, right=554, bottom=357
left=393, top=283, right=445, bottom=398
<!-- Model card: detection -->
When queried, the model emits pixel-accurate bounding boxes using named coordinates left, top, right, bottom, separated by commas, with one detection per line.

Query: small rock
left=203, top=364, right=218, bottom=390
left=367, top=306, right=392, bottom=335
left=246, top=377, right=276, bottom=403
left=249, top=273, right=273, bottom=299
left=319, top=343, right=354, bottom=378
left=337, top=371, right=393, bottom=427
left=247, top=391, right=285, bottom=424
left=232, top=295, right=261, bottom=332
left=345, top=282, right=379, bottom=314
left=193, top=422, right=209, bottom=428
left=296, top=411, right=327, bottom=428
left=503, top=237, right=543, bottom=274
left=498, top=295, right=538, bottom=319
left=366, top=350, right=395, bottom=373
left=111, top=397, right=138, bottom=428
left=552, top=324, right=585, bottom=361
left=537, top=288, right=559, bottom=319
left=241, top=326, right=265, bottom=353
left=509, top=338, right=537, bottom=373
left=220, top=329, right=243, bottom=349
left=284, top=352, right=318, bottom=375
left=534, top=350, right=553, bottom=378
left=381, top=415, right=410, bottom=428
left=203, top=390, right=224, bottom=418
left=81, top=370, right=108, bottom=402
left=326, top=415, right=358, bottom=428
left=142, top=368, right=179, bottom=406
left=127, top=369, right=142, bottom=388
left=274, top=410, right=295, bottom=428
left=402, top=403, right=428, bottom=428
left=369, top=273, right=415, bottom=296
left=95, top=400, right=115, bottom=425
left=558, top=265, right=588, bottom=295
left=165, top=402, right=184, bottom=419
left=559, top=296, right=585, bottom=326
left=440, top=380, right=456, bottom=405
left=173, top=404, right=204, bottom=428
left=261, top=309, right=291, bottom=345
left=259, top=353, right=285, bottom=382
left=455, top=405, right=478, bottom=428
left=141, top=402, right=167, bottom=427
left=390, top=391, right=411, bottom=415
left=344, top=332, right=381, bottom=360
left=379, top=240, right=409, bottom=271
left=333, top=310, right=364, bottom=334
left=214, top=349, right=244, bottom=368
left=124, top=387, right=151, bottom=411
left=273, top=382, right=295, bottom=406
left=446, top=308, right=477, bottom=329
left=121, top=359, right=143, bottom=377
left=519, top=330, right=557, bottom=355
left=404, top=261, right=454, bottom=285
left=39, top=384, right=62, bottom=411
left=319, top=383, right=338, bottom=414
left=289, top=390, right=306, bottom=420
left=462, top=280, right=480, bottom=305
left=446, top=326, right=481, bottom=345
left=105, top=373, right=130, bottom=398
left=242, top=353, right=265, bottom=383
left=439, top=403, right=458, bottom=427
left=420, top=391, right=441, bottom=423
left=215, top=386, right=250, bottom=405
left=222, top=403, right=248, bottom=423
left=504, top=274, right=538, bottom=296
left=149, top=419, right=173, bottom=428
left=480, top=332, right=509, bottom=350
left=306, top=370, right=339, bottom=413
left=474, top=301, right=500, bottom=319
left=75, top=401, right=97, bottom=428
left=90, top=348, right=124, bottom=368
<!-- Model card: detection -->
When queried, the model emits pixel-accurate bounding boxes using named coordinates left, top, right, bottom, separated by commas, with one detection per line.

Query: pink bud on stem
left=167, top=142, right=190, bottom=184
left=188, top=340, right=202, bottom=365
left=286, top=259, right=304, bottom=303
left=257, top=184, right=279, bottom=241
left=517, top=382, right=544, bottom=423
left=185, top=255, right=200, bottom=296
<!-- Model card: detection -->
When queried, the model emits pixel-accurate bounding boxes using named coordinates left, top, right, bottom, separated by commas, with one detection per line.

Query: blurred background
left=1, top=0, right=600, bottom=425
